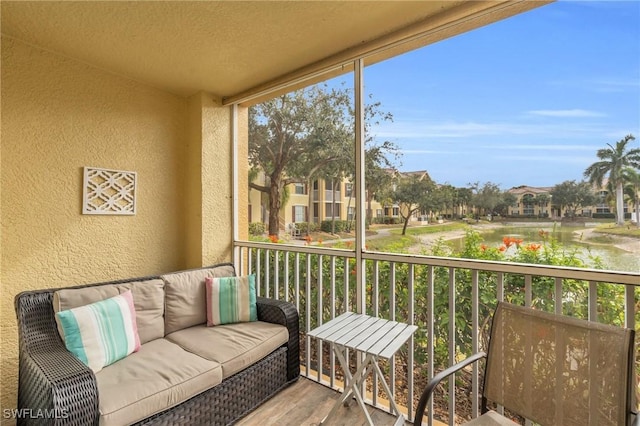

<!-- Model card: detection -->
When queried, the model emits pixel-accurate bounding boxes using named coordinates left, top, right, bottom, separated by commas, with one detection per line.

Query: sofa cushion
left=53, top=285, right=120, bottom=314
left=55, top=290, right=140, bottom=373
left=166, top=322, right=288, bottom=379
left=205, top=275, right=257, bottom=326
left=116, top=279, right=165, bottom=344
left=162, top=264, right=235, bottom=334
left=95, top=338, right=223, bottom=426
left=53, top=279, right=165, bottom=345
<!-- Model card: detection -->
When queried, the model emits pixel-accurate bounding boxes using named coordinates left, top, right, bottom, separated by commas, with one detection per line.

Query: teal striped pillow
left=55, top=290, right=140, bottom=372
left=205, top=275, right=257, bottom=326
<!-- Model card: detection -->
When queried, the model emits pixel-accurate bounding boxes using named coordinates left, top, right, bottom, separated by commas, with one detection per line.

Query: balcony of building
left=233, top=240, right=639, bottom=425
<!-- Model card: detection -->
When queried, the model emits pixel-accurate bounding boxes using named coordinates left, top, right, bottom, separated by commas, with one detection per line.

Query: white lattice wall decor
left=82, top=167, right=137, bottom=215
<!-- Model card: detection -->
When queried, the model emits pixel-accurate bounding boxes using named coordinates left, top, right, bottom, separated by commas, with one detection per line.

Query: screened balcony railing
left=233, top=240, right=639, bottom=425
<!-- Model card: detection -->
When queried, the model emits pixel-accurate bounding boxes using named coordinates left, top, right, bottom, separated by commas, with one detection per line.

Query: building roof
left=507, top=185, right=553, bottom=195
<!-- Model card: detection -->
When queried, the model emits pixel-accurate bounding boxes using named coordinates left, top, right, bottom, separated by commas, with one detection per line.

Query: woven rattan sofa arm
left=15, top=291, right=99, bottom=425
left=19, top=346, right=99, bottom=425
left=414, top=352, right=486, bottom=425
left=256, top=297, right=300, bottom=382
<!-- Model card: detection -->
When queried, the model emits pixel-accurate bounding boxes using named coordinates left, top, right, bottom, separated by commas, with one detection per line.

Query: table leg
left=370, top=356, right=405, bottom=422
left=321, top=347, right=375, bottom=425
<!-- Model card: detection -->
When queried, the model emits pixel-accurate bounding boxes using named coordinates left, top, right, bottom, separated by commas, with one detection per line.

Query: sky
left=358, top=1, right=640, bottom=190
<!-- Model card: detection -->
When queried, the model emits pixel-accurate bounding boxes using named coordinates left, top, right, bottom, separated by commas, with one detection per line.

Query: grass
left=389, top=222, right=469, bottom=236
left=365, top=234, right=417, bottom=252
left=593, top=222, right=640, bottom=238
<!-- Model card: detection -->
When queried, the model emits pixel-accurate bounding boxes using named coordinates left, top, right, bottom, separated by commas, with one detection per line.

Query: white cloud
left=494, top=154, right=594, bottom=164
left=482, top=144, right=597, bottom=151
left=373, top=119, right=610, bottom=140
left=399, top=149, right=456, bottom=155
left=527, top=109, right=606, bottom=118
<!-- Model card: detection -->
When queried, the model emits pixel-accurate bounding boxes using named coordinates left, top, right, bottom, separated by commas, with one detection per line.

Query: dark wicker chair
left=415, top=301, right=638, bottom=426
left=15, top=264, right=299, bottom=425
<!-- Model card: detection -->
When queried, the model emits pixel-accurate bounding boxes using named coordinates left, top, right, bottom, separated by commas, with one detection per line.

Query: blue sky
left=362, top=1, right=640, bottom=189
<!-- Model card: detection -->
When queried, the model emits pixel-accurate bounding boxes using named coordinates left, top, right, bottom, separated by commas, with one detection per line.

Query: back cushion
left=162, top=265, right=235, bottom=334
left=115, top=279, right=165, bottom=344
left=53, top=279, right=165, bottom=345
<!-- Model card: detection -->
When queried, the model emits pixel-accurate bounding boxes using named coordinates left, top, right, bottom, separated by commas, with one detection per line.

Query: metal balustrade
left=234, top=240, right=639, bottom=425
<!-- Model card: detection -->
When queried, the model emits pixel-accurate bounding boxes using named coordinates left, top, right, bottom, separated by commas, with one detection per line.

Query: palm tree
left=623, top=167, right=640, bottom=227
left=584, top=134, right=640, bottom=225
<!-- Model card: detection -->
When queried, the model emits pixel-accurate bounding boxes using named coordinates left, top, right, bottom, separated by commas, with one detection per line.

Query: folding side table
left=308, top=312, right=417, bottom=426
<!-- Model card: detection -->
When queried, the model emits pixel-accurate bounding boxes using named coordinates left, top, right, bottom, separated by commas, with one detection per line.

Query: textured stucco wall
left=0, top=37, right=191, bottom=416
left=201, top=94, right=233, bottom=265
left=184, top=93, right=236, bottom=267
left=237, top=106, right=249, bottom=242
left=184, top=94, right=204, bottom=267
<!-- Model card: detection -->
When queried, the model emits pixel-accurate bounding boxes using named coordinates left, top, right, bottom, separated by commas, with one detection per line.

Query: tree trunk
left=401, top=216, right=410, bottom=235
left=331, top=179, right=336, bottom=234
left=635, top=197, right=640, bottom=227
left=307, top=178, right=313, bottom=236
left=268, top=174, right=282, bottom=237
left=616, top=182, right=625, bottom=225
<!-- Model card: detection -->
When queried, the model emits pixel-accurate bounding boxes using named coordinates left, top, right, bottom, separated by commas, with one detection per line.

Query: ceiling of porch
left=1, top=1, right=548, bottom=102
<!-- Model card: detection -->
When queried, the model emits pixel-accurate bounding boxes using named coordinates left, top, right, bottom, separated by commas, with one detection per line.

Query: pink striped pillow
left=206, top=275, right=257, bottom=326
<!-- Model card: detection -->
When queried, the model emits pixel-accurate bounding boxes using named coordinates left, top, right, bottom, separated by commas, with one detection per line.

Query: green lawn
left=365, top=234, right=417, bottom=252
left=389, top=222, right=469, bottom=236
left=593, top=223, right=640, bottom=238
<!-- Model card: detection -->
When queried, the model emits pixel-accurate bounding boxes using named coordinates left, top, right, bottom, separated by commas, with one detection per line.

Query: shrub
left=320, top=220, right=350, bottom=233
left=248, top=222, right=266, bottom=236
left=295, top=222, right=319, bottom=233
left=592, top=213, right=615, bottom=219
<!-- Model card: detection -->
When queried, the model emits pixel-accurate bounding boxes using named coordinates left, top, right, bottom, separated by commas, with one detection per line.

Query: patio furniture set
left=14, top=263, right=638, bottom=425
left=14, top=264, right=299, bottom=425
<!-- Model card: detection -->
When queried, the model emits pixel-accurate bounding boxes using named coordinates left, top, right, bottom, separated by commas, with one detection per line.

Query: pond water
left=447, top=225, right=639, bottom=273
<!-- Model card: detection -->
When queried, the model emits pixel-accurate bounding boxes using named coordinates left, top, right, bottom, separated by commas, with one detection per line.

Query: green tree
left=549, top=180, right=596, bottom=219
left=389, top=174, right=437, bottom=235
left=584, top=134, right=640, bottom=225
left=454, top=187, right=473, bottom=218
left=533, top=193, right=551, bottom=217
left=470, top=182, right=503, bottom=218
left=249, top=85, right=397, bottom=236
left=623, top=167, right=640, bottom=227
left=494, top=192, right=517, bottom=217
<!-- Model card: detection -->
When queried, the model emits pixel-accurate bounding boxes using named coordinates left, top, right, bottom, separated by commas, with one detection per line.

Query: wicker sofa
left=14, top=263, right=300, bottom=425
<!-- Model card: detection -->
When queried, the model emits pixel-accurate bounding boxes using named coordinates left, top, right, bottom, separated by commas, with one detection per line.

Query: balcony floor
left=237, top=377, right=412, bottom=426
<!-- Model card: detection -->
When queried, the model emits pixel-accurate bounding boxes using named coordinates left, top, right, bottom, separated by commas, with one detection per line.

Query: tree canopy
left=249, top=84, right=398, bottom=236
left=388, top=174, right=438, bottom=235
left=584, top=134, right=640, bottom=225
left=549, top=180, right=596, bottom=219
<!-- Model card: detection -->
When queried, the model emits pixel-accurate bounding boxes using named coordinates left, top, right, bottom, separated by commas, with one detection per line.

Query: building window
left=392, top=207, right=400, bottom=217
left=325, top=203, right=340, bottom=218
left=376, top=209, right=383, bottom=218
left=293, top=205, right=306, bottom=223
left=294, top=183, right=306, bottom=195
left=345, top=183, right=353, bottom=197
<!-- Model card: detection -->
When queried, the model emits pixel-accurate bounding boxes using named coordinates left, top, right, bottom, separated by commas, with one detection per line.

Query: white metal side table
left=308, top=312, right=417, bottom=426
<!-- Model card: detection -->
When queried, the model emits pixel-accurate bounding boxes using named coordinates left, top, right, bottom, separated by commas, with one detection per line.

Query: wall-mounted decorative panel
left=82, top=167, right=137, bottom=215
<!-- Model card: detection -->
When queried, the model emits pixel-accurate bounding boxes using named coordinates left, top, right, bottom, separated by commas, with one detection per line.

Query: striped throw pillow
left=205, top=275, right=257, bottom=326
left=55, top=290, right=140, bottom=373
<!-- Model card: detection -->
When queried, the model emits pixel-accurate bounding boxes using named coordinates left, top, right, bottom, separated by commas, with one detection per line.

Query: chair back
left=484, top=302, right=635, bottom=426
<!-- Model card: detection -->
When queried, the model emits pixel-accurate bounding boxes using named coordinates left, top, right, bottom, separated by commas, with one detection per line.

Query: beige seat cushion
left=166, top=322, right=288, bottom=379
left=116, top=279, right=165, bottom=344
left=465, top=411, right=520, bottom=426
left=53, top=285, right=119, bottom=313
left=95, top=338, right=222, bottom=426
left=161, top=265, right=235, bottom=334
left=53, top=279, right=165, bottom=344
